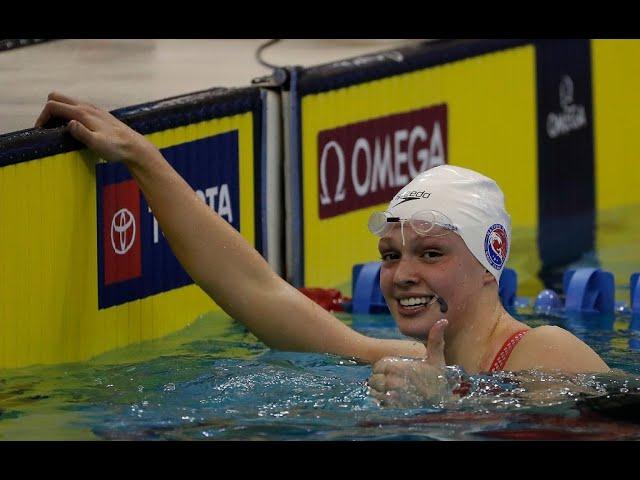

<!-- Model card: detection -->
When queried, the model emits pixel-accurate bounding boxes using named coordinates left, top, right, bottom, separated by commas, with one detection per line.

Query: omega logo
left=546, top=75, right=587, bottom=139
left=319, top=124, right=444, bottom=206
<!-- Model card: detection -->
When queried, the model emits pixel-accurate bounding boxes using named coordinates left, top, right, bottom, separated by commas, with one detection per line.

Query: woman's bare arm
left=36, top=92, right=426, bottom=363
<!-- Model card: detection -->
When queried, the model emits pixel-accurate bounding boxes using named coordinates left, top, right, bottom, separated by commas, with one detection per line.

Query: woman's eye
left=423, top=250, right=442, bottom=259
left=380, top=252, right=399, bottom=262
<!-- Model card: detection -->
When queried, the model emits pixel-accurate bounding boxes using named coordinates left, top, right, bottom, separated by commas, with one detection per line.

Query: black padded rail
left=0, top=39, right=52, bottom=52
left=296, top=39, right=532, bottom=95
left=0, top=86, right=262, bottom=167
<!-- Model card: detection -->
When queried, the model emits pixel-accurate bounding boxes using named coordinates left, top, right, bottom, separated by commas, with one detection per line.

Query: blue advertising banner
left=96, top=130, right=240, bottom=309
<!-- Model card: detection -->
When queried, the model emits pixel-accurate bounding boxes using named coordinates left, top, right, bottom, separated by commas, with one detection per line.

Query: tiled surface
left=0, top=39, right=423, bottom=134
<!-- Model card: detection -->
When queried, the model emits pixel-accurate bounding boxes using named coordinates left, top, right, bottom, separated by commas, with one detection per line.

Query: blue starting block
left=498, top=268, right=517, bottom=308
left=563, top=268, right=615, bottom=314
left=352, top=263, right=520, bottom=313
left=351, top=262, right=389, bottom=314
left=350, top=264, right=626, bottom=316
left=631, top=273, right=640, bottom=315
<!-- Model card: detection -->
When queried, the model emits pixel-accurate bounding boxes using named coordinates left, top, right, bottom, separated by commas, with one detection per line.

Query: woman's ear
left=483, top=269, right=495, bottom=285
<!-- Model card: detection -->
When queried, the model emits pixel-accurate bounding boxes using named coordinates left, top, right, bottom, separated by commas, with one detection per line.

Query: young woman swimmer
left=35, top=93, right=609, bottom=406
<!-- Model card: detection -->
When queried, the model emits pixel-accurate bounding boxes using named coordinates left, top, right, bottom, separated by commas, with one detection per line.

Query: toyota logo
left=110, top=208, right=136, bottom=255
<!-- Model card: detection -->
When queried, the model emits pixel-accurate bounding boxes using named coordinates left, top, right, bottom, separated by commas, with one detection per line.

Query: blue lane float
left=534, top=268, right=616, bottom=314
left=350, top=263, right=635, bottom=316
left=533, top=289, right=563, bottom=313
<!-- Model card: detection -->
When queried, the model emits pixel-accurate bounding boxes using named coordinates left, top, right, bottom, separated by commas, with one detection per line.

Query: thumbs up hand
left=367, top=319, right=452, bottom=408
left=423, top=317, right=447, bottom=368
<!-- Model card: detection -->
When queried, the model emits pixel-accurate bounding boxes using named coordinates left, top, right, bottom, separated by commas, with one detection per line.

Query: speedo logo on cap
left=391, top=190, right=431, bottom=207
left=484, top=224, right=508, bottom=270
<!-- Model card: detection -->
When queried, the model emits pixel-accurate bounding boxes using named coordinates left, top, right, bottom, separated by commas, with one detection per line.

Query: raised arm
left=36, top=92, right=425, bottom=363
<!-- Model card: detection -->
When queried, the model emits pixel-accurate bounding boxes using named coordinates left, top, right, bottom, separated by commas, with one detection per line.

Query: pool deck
left=0, top=39, right=425, bottom=135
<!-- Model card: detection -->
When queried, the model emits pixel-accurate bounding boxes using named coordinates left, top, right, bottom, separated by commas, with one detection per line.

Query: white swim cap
left=382, top=165, right=511, bottom=284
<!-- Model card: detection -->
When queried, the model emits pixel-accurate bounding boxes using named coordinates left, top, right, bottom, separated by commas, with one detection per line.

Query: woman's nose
left=393, top=257, right=420, bottom=287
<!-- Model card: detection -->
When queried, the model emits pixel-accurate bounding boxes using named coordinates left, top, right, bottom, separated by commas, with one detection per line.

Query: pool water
left=1, top=309, right=640, bottom=440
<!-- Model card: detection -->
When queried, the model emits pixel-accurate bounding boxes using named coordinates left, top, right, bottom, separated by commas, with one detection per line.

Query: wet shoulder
left=504, top=325, right=609, bottom=373
left=519, top=325, right=577, bottom=345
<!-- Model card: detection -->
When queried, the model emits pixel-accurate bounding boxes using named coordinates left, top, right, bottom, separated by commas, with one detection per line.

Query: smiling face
left=378, top=223, right=491, bottom=340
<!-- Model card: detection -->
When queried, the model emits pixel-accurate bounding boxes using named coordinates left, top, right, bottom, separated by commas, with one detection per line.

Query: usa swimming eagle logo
left=484, top=224, right=508, bottom=270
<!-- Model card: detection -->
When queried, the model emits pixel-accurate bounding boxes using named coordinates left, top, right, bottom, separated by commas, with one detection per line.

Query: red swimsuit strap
left=489, top=330, right=530, bottom=373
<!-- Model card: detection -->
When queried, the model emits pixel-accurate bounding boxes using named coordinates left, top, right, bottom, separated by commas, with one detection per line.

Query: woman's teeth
left=399, top=296, right=432, bottom=307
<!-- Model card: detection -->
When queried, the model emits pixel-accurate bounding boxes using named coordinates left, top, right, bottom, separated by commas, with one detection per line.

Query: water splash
left=1, top=310, right=640, bottom=440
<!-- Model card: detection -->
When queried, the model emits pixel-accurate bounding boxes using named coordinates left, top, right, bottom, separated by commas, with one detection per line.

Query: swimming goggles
left=368, top=209, right=457, bottom=245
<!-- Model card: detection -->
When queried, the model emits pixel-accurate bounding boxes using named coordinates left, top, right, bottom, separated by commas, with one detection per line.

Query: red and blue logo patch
left=102, top=180, right=142, bottom=285
left=484, top=224, right=508, bottom=270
